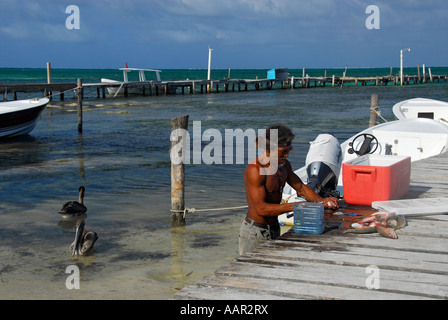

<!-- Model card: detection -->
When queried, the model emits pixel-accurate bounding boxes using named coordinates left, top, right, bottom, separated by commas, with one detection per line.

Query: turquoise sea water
left=0, top=68, right=447, bottom=299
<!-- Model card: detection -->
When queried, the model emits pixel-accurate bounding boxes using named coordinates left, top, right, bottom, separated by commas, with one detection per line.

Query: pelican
left=70, top=219, right=98, bottom=256
left=59, top=186, right=87, bottom=218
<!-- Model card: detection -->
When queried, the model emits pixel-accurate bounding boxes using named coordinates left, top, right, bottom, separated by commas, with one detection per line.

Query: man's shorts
left=238, top=216, right=280, bottom=256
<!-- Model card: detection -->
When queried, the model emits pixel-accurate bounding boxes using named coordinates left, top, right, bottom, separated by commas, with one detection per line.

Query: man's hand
left=322, top=197, right=339, bottom=209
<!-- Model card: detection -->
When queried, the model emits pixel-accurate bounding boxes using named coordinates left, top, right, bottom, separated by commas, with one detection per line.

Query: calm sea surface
left=0, top=68, right=447, bottom=299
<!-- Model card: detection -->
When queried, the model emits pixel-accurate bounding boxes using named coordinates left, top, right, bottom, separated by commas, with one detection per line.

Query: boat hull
left=0, top=98, right=49, bottom=138
left=393, top=98, right=448, bottom=124
left=101, top=78, right=142, bottom=96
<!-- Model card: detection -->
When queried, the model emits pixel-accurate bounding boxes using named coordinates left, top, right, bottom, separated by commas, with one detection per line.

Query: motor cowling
left=305, top=134, right=342, bottom=198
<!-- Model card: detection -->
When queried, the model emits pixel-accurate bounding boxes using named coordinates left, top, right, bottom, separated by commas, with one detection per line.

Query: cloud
left=149, top=0, right=345, bottom=46
left=1, top=0, right=447, bottom=68
left=0, top=24, right=29, bottom=40
left=0, top=1, right=92, bottom=42
left=0, top=20, right=91, bottom=43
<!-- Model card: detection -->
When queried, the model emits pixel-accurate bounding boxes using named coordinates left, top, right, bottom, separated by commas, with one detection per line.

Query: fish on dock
left=343, top=225, right=377, bottom=234
left=343, top=212, right=406, bottom=239
left=376, top=225, right=398, bottom=239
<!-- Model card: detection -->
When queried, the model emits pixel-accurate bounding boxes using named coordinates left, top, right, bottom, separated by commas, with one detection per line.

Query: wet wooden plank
left=407, top=152, right=448, bottom=198
left=176, top=280, right=300, bottom=300
left=220, top=259, right=448, bottom=290
left=214, top=261, right=447, bottom=299
left=178, top=270, right=441, bottom=300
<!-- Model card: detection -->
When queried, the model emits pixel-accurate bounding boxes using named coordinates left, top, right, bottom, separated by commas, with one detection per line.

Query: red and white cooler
left=342, top=155, right=411, bottom=206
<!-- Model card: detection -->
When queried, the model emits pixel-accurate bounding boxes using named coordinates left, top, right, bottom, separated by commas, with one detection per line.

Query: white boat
left=0, top=98, right=50, bottom=138
left=393, top=98, right=448, bottom=125
left=101, top=67, right=162, bottom=96
left=280, top=118, right=448, bottom=225
left=340, top=118, right=448, bottom=165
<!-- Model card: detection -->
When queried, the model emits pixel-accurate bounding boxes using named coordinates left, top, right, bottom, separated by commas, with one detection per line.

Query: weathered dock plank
left=175, top=152, right=448, bottom=300
left=189, top=274, right=437, bottom=300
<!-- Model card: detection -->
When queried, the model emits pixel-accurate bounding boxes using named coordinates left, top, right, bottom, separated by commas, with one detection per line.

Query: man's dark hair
left=258, top=123, right=295, bottom=148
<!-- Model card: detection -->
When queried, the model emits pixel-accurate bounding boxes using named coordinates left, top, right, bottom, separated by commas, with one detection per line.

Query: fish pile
left=343, top=211, right=407, bottom=239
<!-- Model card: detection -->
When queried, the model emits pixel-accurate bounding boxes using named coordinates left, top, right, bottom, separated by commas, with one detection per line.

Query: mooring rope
left=171, top=205, right=249, bottom=218
left=374, top=108, right=388, bottom=123
left=43, top=87, right=78, bottom=100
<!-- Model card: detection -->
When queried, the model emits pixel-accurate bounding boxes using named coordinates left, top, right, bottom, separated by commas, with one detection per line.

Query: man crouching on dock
left=239, top=124, right=338, bottom=255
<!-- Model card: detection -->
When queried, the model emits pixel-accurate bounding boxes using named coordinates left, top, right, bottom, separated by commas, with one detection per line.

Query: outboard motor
left=305, top=134, right=342, bottom=198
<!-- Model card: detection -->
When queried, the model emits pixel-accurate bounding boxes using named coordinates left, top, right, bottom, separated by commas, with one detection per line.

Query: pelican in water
left=59, top=186, right=87, bottom=218
left=71, top=219, right=98, bottom=256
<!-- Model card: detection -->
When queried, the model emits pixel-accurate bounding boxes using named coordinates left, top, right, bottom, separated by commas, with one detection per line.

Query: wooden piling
left=423, top=64, right=426, bottom=83
left=417, top=64, right=421, bottom=83
left=47, top=62, right=52, bottom=101
left=46, top=62, right=52, bottom=84
left=77, top=78, right=83, bottom=133
left=170, top=115, right=189, bottom=226
left=369, top=93, right=379, bottom=128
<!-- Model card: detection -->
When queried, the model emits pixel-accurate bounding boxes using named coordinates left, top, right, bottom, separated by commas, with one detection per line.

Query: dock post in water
left=47, top=62, right=52, bottom=101
left=207, top=47, right=213, bottom=93
left=170, top=115, right=189, bottom=226
left=77, top=78, right=83, bottom=133
left=369, top=93, right=379, bottom=128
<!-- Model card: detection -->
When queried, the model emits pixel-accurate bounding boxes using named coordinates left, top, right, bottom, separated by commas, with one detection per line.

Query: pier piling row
left=1, top=73, right=447, bottom=101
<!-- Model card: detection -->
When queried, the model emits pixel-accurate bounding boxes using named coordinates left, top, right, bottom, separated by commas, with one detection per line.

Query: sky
left=0, top=0, right=447, bottom=69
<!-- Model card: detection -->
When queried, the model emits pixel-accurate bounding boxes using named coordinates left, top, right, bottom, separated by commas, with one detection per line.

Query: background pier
left=1, top=71, right=447, bottom=102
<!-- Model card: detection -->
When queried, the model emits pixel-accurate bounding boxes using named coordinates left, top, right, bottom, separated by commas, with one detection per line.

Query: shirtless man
left=239, top=124, right=339, bottom=255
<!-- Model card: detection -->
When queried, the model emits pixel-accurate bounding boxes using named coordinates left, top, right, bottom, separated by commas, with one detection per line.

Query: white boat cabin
left=393, top=98, right=448, bottom=125
left=119, top=68, right=162, bottom=82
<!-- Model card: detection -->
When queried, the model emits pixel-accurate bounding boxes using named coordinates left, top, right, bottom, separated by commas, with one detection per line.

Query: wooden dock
left=0, top=83, right=77, bottom=101
left=175, top=152, right=448, bottom=300
left=1, top=73, right=447, bottom=101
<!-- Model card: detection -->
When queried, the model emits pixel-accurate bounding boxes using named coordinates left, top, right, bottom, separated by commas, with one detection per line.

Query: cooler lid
left=372, top=197, right=448, bottom=216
